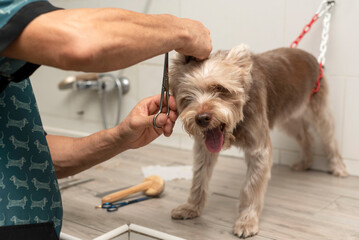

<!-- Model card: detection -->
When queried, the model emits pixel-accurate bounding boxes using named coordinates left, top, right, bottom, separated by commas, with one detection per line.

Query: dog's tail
left=309, top=74, right=329, bottom=115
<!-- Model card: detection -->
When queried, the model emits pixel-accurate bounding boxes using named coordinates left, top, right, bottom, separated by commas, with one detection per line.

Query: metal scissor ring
left=153, top=53, right=170, bottom=128
left=101, top=202, right=123, bottom=212
left=101, top=197, right=152, bottom=212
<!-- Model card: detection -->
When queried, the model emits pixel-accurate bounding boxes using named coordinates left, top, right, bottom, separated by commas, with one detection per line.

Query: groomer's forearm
left=46, top=128, right=125, bottom=179
left=2, top=8, right=190, bottom=71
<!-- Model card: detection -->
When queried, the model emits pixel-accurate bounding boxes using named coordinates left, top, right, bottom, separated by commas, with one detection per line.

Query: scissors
left=153, top=52, right=170, bottom=128
left=100, top=196, right=152, bottom=212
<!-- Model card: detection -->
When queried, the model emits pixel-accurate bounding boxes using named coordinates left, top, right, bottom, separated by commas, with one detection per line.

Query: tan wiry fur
left=169, top=45, right=349, bottom=238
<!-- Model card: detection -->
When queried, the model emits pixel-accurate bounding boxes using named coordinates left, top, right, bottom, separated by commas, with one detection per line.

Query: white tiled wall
left=32, top=0, right=359, bottom=175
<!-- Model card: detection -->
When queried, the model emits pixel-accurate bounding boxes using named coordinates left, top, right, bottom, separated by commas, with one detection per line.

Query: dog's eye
left=212, top=85, right=229, bottom=94
left=215, top=85, right=224, bottom=91
left=179, top=96, right=192, bottom=107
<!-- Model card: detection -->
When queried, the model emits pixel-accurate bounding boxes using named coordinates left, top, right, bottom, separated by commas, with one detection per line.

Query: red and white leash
left=290, top=0, right=335, bottom=97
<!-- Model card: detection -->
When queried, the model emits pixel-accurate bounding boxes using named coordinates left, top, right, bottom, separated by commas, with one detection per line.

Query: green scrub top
left=0, top=0, right=63, bottom=237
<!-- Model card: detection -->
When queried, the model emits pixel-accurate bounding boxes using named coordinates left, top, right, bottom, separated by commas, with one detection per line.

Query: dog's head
left=169, top=44, right=253, bottom=153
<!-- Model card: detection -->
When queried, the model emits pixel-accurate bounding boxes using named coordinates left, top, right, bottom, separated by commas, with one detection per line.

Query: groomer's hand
left=175, top=18, right=212, bottom=60
left=116, top=95, right=177, bottom=150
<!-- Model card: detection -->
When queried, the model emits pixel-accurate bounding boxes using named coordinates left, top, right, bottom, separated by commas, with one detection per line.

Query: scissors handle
left=102, top=196, right=152, bottom=212
left=102, top=202, right=118, bottom=212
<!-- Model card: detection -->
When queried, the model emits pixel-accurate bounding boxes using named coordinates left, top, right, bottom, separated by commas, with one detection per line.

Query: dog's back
left=249, top=48, right=321, bottom=128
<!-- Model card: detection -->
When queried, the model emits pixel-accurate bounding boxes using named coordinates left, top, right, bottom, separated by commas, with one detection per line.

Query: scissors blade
left=163, top=52, right=169, bottom=91
left=163, top=53, right=170, bottom=116
left=153, top=53, right=170, bottom=128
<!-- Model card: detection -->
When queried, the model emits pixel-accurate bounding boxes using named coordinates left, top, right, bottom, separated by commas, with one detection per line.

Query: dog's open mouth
left=204, top=124, right=225, bottom=153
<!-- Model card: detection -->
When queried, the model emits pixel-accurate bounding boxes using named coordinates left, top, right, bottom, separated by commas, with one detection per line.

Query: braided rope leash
left=290, top=0, right=335, bottom=98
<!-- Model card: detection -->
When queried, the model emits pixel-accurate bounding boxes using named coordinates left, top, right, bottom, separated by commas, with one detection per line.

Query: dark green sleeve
left=0, top=1, right=62, bottom=93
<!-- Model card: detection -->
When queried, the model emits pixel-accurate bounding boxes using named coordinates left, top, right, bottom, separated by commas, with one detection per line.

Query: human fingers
left=146, top=95, right=177, bottom=116
left=163, top=118, right=175, bottom=137
left=175, top=19, right=212, bottom=60
left=154, top=106, right=177, bottom=125
left=168, top=95, right=177, bottom=111
left=168, top=109, right=178, bottom=123
left=144, top=95, right=162, bottom=114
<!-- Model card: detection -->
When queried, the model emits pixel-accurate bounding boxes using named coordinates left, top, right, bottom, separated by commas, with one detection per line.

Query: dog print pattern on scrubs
left=0, top=79, right=63, bottom=236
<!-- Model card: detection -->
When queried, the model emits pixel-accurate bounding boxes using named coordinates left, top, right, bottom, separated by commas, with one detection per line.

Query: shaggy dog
left=169, top=45, right=348, bottom=238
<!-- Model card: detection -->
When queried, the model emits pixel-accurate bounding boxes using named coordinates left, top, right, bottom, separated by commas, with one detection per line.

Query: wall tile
left=31, top=66, right=73, bottom=121
left=271, top=129, right=299, bottom=152
left=115, top=66, right=141, bottom=121
left=41, top=114, right=103, bottom=136
left=97, top=0, right=148, bottom=11
left=172, top=120, right=185, bottom=135
left=342, top=78, right=359, bottom=160
left=138, top=65, right=163, bottom=98
left=284, top=0, right=323, bottom=55
left=179, top=134, right=194, bottom=150
left=181, top=0, right=286, bottom=52
left=311, top=155, right=330, bottom=172
left=323, top=0, right=359, bottom=77
left=272, top=149, right=280, bottom=165
left=32, top=66, right=138, bottom=133
left=49, top=0, right=98, bottom=8
left=279, top=149, right=341, bottom=173
left=279, top=149, right=299, bottom=167
left=344, top=158, right=359, bottom=176
left=97, top=0, right=180, bottom=15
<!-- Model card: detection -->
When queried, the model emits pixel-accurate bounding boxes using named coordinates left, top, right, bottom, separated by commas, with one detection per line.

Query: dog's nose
left=195, top=113, right=212, bottom=127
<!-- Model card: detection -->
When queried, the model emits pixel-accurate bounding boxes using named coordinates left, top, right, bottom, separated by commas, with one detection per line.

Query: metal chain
left=290, top=14, right=319, bottom=48
left=317, top=0, right=335, bottom=18
left=317, top=11, right=332, bottom=65
left=290, top=0, right=335, bottom=97
left=291, top=0, right=335, bottom=60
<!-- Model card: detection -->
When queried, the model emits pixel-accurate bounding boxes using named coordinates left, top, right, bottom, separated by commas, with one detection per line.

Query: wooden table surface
left=59, top=144, right=359, bottom=240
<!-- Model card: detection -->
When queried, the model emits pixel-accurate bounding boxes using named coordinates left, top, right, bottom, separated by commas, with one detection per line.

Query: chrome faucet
left=59, top=73, right=130, bottom=129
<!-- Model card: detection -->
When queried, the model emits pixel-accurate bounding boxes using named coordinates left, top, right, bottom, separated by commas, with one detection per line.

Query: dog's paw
left=330, top=162, right=349, bottom=177
left=171, top=203, right=200, bottom=219
left=233, top=219, right=259, bottom=239
left=291, top=160, right=311, bottom=171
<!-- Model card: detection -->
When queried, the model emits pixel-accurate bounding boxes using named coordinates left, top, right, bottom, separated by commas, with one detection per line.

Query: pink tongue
left=205, top=127, right=223, bottom=153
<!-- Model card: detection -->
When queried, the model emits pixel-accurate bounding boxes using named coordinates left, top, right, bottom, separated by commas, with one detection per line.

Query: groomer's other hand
left=175, top=18, right=212, bottom=60
left=116, top=95, right=177, bottom=150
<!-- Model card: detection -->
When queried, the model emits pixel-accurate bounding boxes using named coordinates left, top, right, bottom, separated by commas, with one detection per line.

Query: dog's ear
left=226, top=44, right=252, bottom=73
left=226, top=44, right=250, bottom=59
left=226, top=44, right=251, bottom=61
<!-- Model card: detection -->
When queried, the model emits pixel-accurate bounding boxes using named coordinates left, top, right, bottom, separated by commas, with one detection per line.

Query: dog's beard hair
left=176, top=82, right=246, bottom=150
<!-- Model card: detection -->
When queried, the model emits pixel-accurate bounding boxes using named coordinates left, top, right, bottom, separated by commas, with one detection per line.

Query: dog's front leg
left=234, top=141, right=272, bottom=238
left=171, top=137, right=218, bottom=219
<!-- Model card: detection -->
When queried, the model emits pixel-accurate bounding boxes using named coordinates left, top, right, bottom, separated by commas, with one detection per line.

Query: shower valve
left=58, top=72, right=130, bottom=129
